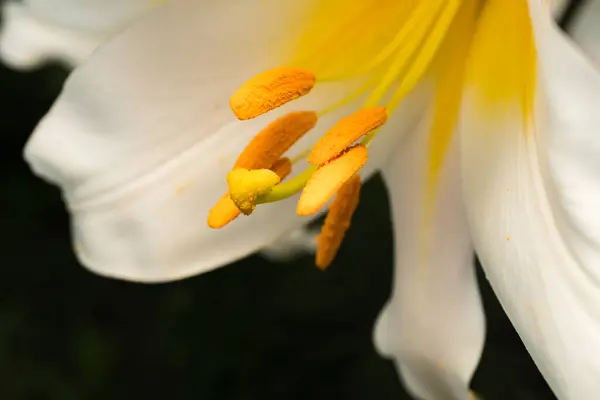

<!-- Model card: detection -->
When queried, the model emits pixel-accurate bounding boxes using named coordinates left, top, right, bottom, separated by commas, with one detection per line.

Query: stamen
left=228, top=168, right=281, bottom=215
left=235, top=111, right=317, bottom=169
left=230, top=67, right=316, bottom=120
left=256, top=166, right=317, bottom=205
left=297, top=145, right=367, bottom=216
left=316, top=174, right=361, bottom=269
left=207, top=195, right=239, bottom=229
left=208, top=157, right=293, bottom=228
left=270, top=157, right=293, bottom=180
left=308, top=107, right=387, bottom=165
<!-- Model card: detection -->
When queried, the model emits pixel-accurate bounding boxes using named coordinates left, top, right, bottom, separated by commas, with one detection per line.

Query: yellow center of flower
left=208, top=0, right=536, bottom=269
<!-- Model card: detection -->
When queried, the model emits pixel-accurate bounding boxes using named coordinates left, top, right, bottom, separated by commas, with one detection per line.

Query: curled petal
left=461, top=2, right=600, bottom=397
left=376, top=123, right=484, bottom=400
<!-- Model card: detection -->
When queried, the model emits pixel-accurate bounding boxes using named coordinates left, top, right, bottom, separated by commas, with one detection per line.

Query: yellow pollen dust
left=308, top=107, right=388, bottom=165
left=297, top=145, right=367, bottom=216
left=316, top=174, right=361, bottom=270
left=227, top=168, right=281, bottom=215
left=229, top=67, right=316, bottom=120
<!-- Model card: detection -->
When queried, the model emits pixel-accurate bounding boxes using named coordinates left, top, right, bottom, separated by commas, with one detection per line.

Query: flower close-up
left=15, top=0, right=600, bottom=399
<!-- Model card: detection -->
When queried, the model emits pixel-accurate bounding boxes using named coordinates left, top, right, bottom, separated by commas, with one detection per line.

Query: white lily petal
left=24, top=0, right=414, bottom=282
left=570, top=0, right=600, bottom=63
left=375, top=3, right=485, bottom=397
left=375, top=111, right=484, bottom=400
left=0, top=0, right=156, bottom=69
left=461, top=2, right=600, bottom=398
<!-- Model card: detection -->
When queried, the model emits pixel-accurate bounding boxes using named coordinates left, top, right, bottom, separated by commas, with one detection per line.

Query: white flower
left=23, top=0, right=600, bottom=399
left=0, top=0, right=158, bottom=69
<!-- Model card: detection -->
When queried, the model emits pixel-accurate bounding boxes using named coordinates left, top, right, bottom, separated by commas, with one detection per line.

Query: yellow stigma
left=227, top=169, right=281, bottom=215
left=207, top=158, right=292, bottom=229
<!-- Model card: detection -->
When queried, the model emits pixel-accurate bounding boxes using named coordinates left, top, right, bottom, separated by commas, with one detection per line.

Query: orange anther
left=270, top=157, right=292, bottom=180
left=316, top=174, right=361, bottom=269
left=230, top=67, right=316, bottom=120
left=207, top=195, right=239, bottom=229
left=297, top=144, right=367, bottom=216
left=207, top=157, right=293, bottom=229
left=234, top=111, right=317, bottom=170
left=308, top=107, right=387, bottom=165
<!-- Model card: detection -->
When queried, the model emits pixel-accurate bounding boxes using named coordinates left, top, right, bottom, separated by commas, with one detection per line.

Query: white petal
left=0, top=0, right=156, bottom=69
left=24, top=0, right=413, bottom=282
left=374, top=107, right=484, bottom=399
left=570, top=0, right=600, bottom=64
left=461, top=4, right=600, bottom=398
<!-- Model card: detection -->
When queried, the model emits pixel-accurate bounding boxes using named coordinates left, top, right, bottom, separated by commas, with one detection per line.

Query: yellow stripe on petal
left=292, top=0, right=419, bottom=80
left=419, top=0, right=479, bottom=266
left=466, top=0, right=537, bottom=118
left=427, top=0, right=478, bottom=193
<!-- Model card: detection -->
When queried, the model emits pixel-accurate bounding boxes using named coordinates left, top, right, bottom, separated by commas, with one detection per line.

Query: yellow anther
left=297, top=144, right=367, bottom=216
left=230, top=67, right=316, bottom=120
left=316, top=174, right=361, bottom=269
left=227, top=168, right=281, bottom=215
left=308, top=107, right=388, bottom=165
left=235, top=111, right=317, bottom=169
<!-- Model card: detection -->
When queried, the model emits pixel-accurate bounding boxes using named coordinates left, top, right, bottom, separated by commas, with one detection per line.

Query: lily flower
left=0, top=0, right=158, bottom=69
left=23, top=0, right=600, bottom=399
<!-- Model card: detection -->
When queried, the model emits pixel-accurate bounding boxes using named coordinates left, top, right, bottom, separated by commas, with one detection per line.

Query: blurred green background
left=1, top=2, right=589, bottom=398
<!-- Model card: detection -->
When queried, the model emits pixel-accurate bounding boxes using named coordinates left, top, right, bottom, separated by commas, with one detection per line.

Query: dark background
left=0, top=2, right=588, bottom=399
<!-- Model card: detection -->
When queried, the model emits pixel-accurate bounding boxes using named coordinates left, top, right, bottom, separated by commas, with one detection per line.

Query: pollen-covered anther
left=308, top=107, right=388, bottom=165
left=230, top=67, right=316, bottom=120
left=270, top=157, right=293, bottom=180
left=316, top=174, right=361, bottom=270
left=235, top=111, right=317, bottom=169
left=297, top=144, right=367, bottom=216
left=208, top=158, right=293, bottom=228
left=227, top=168, right=281, bottom=215
left=207, top=195, right=239, bottom=229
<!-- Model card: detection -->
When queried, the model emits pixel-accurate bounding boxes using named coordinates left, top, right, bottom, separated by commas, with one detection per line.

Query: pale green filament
left=256, top=166, right=317, bottom=204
